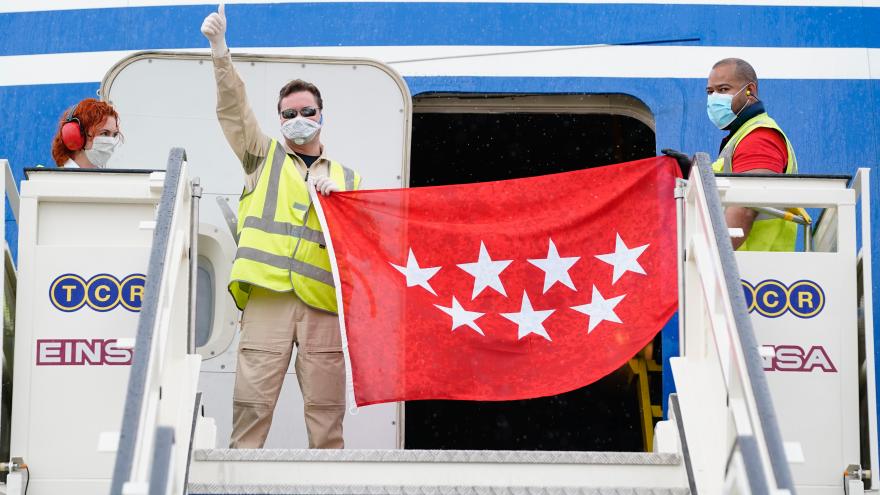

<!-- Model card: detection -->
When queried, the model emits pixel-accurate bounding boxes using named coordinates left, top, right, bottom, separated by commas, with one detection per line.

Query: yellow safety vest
left=711, top=113, right=798, bottom=252
left=228, top=140, right=361, bottom=312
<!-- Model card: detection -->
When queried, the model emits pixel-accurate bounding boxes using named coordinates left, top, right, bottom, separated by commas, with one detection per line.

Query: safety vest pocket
left=291, top=203, right=308, bottom=224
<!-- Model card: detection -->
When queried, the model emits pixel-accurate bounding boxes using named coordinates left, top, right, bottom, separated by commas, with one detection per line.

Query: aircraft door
left=406, top=93, right=659, bottom=452
left=101, top=51, right=411, bottom=449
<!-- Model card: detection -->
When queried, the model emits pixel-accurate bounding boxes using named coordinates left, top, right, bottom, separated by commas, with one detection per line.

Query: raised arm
left=201, top=3, right=270, bottom=173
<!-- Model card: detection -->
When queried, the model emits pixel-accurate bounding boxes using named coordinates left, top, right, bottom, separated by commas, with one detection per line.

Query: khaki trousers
left=230, top=287, right=345, bottom=449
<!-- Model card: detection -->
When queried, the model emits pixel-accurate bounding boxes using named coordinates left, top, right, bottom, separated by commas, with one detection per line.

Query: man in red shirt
left=666, top=58, right=798, bottom=251
left=707, top=58, right=795, bottom=249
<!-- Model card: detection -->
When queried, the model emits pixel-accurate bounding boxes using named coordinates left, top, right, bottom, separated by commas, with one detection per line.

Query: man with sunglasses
left=202, top=3, right=361, bottom=450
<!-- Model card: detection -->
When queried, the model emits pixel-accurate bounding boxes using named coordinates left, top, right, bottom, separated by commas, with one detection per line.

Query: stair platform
left=187, top=449, right=690, bottom=495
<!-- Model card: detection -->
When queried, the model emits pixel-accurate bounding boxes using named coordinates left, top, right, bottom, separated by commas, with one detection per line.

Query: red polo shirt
left=731, top=127, right=788, bottom=174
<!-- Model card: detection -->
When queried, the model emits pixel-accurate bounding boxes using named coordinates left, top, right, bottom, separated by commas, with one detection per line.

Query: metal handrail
left=751, top=206, right=810, bottom=226
left=750, top=205, right=813, bottom=252
left=690, top=152, right=796, bottom=493
left=110, top=148, right=186, bottom=495
left=188, top=178, right=202, bottom=354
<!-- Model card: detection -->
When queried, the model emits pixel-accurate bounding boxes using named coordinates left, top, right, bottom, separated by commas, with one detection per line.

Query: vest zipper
left=286, top=171, right=336, bottom=314
left=278, top=151, right=321, bottom=312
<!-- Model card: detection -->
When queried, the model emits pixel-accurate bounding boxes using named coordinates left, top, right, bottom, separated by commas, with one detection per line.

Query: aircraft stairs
left=186, top=340, right=681, bottom=494
left=2, top=150, right=876, bottom=495
left=186, top=350, right=686, bottom=494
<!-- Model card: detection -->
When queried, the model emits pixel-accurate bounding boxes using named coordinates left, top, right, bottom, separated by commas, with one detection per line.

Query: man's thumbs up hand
left=200, top=3, right=228, bottom=56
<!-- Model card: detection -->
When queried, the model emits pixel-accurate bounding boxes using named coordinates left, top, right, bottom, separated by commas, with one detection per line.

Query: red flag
left=316, top=157, right=680, bottom=406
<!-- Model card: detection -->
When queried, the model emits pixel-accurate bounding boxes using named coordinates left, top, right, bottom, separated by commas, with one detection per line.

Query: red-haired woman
left=51, top=98, right=122, bottom=168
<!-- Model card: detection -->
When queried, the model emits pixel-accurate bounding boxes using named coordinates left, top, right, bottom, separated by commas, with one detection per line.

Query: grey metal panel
left=668, top=394, right=696, bottom=495
left=736, top=436, right=770, bottom=495
left=693, top=154, right=796, bottom=493
left=216, top=196, right=239, bottom=243
left=715, top=173, right=851, bottom=181
left=184, top=392, right=203, bottom=495
left=193, top=448, right=681, bottom=465
left=110, top=148, right=185, bottom=495
left=187, top=484, right=691, bottom=495
left=149, top=426, right=176, bottom=495
left=4, top=159, right=19, bottom=224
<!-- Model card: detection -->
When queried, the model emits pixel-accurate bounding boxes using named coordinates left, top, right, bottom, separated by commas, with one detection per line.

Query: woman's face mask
left=84, top=135, right=120, bottom=168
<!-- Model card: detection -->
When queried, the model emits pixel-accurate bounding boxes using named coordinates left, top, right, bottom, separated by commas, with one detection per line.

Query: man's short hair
left=277, top=79, right=324, bottom=113
left=712, top=58, right=758, bottom=85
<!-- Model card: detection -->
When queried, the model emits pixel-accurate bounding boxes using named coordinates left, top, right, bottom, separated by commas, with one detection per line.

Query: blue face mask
left=706, top=84, right=749, bottom=129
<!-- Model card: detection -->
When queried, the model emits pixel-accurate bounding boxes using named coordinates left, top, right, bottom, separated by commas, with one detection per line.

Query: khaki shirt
left=212, top=50, right=332, bottom=193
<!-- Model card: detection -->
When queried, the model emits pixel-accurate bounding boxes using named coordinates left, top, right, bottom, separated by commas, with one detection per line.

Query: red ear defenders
left=60, top=104, right=85, bottom=151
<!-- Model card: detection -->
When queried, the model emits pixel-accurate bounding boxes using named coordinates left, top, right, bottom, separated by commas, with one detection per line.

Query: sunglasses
left=280, top=107, right=319, bottom=119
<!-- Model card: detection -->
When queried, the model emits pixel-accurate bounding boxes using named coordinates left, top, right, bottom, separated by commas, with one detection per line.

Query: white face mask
left=281, top=116, right=322, bottom=145
left=84, top=136, right=119, bottom=168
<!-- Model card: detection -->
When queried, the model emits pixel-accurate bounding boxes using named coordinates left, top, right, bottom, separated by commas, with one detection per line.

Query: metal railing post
left=674, top=177, right=688, bottom=356
left=804, top=224, right=813, bottom=252
left=188, top=178, right=202, bottom=354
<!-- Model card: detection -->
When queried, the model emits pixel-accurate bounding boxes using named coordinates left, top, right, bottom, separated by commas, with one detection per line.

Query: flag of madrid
left=316, top=157, right=681, bottom=406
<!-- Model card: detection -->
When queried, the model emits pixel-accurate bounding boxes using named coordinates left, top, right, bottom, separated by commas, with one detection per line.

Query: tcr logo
left=741, top=279, right=825, bottom=319
left=50, top=274, right=146, bottom=312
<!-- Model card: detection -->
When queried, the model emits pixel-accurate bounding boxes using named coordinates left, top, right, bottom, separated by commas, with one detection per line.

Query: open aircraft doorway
left=405, top=93, right=660, bottom=452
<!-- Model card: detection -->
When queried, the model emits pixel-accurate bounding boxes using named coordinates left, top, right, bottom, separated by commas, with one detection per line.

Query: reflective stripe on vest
left=228, top=140, right=361, bottom=312
left=233, top=246, right=336, bottom=286
left=343, top=165, right=355, bottom=191
left=711, top=113, right=799, bottom=252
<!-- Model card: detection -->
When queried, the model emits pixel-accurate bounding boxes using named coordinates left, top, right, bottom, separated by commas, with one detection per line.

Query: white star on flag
left=595, top=233, right=648, bottom=284
left=571, top=285, right=626, bottom=333
left=434, top=296, right=486, bottom=335
left=390, top=248, right=442, bottom=295
left=501, top=291, right=555, bottom=341
left=528, top=238, right=580, bottom=293
left=457, top=241, right=513, bottom=299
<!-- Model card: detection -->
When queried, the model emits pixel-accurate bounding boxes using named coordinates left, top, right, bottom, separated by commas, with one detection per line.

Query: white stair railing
left=0, top=158, right=17, bottom=483
left=672, top=153, right=795, bottom=495
left=110, top=148, right=202, bottom=495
